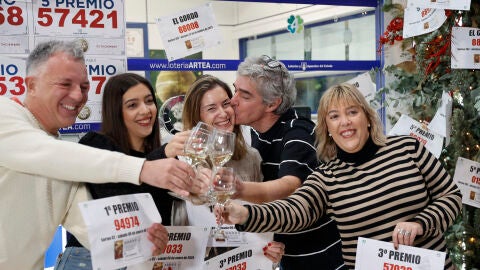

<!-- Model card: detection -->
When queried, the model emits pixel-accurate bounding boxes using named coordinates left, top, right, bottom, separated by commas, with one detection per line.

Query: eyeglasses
left=260, top=55, right=286, bottom=91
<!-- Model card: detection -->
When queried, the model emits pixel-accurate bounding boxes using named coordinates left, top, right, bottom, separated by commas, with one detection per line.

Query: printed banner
left=155, top=3, right=221, bottom=61
left=127, top=59, right=381, bottom=72
left=136, top=226, right=210, bottom=270
left=355, top=237, right=446, bottom=270
left=451, top=26, right=480, bottom=69
left=0, top=1, right=29, bottom=35
left=388, top=114, right=444, bottom=158
left=453, top=157, right=480, bottom=208
left=403, top=7, right=446, bottom=38
left=79, top=193, right=162, bottom=270
left=32, top=0, right=125, bottom=38
left=204, top=243, right=272, bottom=270
left=407, top=0, right=471, bottom=11
left=428, top=91, right=452, bottom=146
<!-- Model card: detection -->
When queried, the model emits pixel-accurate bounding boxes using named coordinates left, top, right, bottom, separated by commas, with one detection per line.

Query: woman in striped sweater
left=219, top=83, right=462, bottom=269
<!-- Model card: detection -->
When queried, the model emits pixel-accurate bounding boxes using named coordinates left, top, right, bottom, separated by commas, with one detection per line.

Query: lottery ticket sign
left=155, top=3, right=222, bottom=61
left=388, top=114, right=444, bottom=158
left=79, top=193, right=161, bottom=270
left=408, top=0, right=470, bottom=11
left=204, top=243, right=272, bottom=270
left=451, top=26, right=480, bottom=69
left=453, top=157, right=480, bottom=208
left=147, top=226, right=210, bottom=270
left=0, top=1, right=29, bottom=35
left=355, top=237, right=446, bottom=270
left=32, top=0, right=124, bottom=38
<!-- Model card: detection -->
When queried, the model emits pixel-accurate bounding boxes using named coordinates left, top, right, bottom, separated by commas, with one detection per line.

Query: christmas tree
left=378, top=2, right=480, bottom=269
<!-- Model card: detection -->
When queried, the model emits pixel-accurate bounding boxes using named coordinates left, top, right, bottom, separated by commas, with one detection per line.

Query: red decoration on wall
left=379, top=17, right=404, bottom=46
left=423, top=34, right=451, bottom=75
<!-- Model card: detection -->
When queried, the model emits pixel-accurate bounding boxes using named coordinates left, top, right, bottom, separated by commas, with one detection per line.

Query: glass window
left=241, top=11, right=377, bottom=117
left=244, top=13, right=376, bottom=61
left=295, top=72, right=362, bottom=114
left=246, top=37, right=273, bottom=57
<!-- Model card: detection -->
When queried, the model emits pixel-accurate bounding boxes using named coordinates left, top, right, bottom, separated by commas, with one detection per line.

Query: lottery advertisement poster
left=79, top=193, right=162, bottom=270
left=155, top=3, right=222, bottom=61
left=355, top=237, right=446, bottom=270
left=453, top=157, right=480, bottom=208
left=451, top=26, right=480, bottom=70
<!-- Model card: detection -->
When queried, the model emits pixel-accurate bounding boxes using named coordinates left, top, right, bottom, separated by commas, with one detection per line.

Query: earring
left=328, top=133, right=332, bottom=137
left=368, top=124, right=371, bottom=127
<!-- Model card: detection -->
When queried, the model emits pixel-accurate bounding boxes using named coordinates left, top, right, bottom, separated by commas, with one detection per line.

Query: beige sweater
left=0, top=97, right=145, bottom=269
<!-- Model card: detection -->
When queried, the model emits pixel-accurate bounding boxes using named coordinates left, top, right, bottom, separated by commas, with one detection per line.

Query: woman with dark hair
left=55, top=73, right=202, bottom=269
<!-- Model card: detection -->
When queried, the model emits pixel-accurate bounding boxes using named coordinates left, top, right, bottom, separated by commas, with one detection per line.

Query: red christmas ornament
left=378, top=17, right=404, bottom=50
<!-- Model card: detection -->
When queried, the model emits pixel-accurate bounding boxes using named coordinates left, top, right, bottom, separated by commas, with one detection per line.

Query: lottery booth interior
left=0, top=0, right=380, bottom=269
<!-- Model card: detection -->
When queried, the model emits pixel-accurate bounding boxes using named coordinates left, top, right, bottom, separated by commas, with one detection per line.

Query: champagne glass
left=183, top=121, right=213, bottom=167
left=177, top=122, right=213, bottom=203
left=206, top=129, right=235, bottom=203
left=211, top=166, right=236, bottom=238
left=209, top=129, right=236, bottom=170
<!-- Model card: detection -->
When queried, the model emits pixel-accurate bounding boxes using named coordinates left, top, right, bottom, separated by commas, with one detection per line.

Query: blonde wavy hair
left=315, top=83, right=386, bottom=162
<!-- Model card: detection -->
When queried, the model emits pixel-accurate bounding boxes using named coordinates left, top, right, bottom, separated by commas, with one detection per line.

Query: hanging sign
left=428, top=92, right=452, bottom=146
left=388, top=114, right=444, bottom=158
left=451, top=26, right=480, bottom=69
left=155, top=3, right=222, bottom=61
left=355, top=237, right=446, bottom=270
left=407, top=0, right=471, bottom=11
left=346, top=72, right=376, bottom=103
left=79, top=193, right=162, bottom=270
left=453, top=157, right=480, bottom=208
left=403, top=7, right=446, bottom=38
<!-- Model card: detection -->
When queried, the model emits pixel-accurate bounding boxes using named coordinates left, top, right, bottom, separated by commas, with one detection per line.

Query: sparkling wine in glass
left=183, top=122, right=213, bottom=167
left=209, top=129, right=235, bottom=169
left=211, top=166, right=236, bottom=238
left=176, top=122, right=213, bottom=204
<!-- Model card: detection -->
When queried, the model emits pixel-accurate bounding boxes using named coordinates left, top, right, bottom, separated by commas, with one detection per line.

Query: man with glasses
left=230, top=55, right=345, bottom=269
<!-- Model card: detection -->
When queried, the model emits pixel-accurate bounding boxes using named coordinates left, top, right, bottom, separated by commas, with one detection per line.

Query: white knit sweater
left=0, top=97, right=145, bottom=269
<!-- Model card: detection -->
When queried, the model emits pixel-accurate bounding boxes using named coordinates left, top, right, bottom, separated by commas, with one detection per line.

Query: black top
left=66, top=132, right=174, bottom=247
